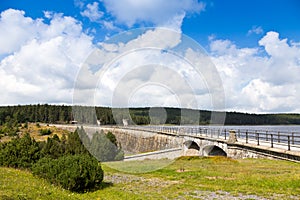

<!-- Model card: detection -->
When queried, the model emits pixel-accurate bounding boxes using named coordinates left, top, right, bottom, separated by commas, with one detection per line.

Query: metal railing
left=118, top=125, right=300, bottom=151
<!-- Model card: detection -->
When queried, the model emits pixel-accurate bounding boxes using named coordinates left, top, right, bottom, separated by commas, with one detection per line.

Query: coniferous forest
left=0, top=104, right=300, bottom=126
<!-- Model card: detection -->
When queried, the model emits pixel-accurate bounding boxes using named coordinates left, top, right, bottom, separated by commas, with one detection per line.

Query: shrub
left=0, top=133, right=40, bottom=168
left=40, top=135, right=65, bottom=159
left=89, top=130, right=124, bottom=162
left=32, top=154, right=103, bottom=192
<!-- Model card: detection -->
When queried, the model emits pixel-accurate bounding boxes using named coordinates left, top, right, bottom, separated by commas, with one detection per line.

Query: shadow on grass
left=89, top=181, right=114, bottom=192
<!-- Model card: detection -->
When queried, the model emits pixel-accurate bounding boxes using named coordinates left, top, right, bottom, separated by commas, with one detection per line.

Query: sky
left=0, top=0, right=299, bottom=114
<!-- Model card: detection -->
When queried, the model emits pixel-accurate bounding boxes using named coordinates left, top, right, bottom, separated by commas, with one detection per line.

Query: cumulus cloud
left=73, top=28, right=224, bottom=112
left=0, top=9, right=45, bottom=55
left=1, top=7, right=299, bottom=114
left=210, top=31, right=300, bottom=113
left=0, top=9, right=94, bottom=105
left=102, top=0, right=206, bottom=31
left=80, top=2, right=103, bottom=22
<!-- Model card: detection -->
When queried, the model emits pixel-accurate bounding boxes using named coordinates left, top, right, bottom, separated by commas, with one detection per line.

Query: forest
left=0, top=104, right=300, bottom=126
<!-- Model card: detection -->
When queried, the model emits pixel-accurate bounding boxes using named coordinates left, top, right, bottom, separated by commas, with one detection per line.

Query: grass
left=1, top=157, right=300, bottom=199
left=104, top=159, right=175, bottom=173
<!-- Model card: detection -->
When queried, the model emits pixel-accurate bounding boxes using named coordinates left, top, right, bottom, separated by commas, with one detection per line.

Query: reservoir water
left=205, top=125, right=300, bottom=134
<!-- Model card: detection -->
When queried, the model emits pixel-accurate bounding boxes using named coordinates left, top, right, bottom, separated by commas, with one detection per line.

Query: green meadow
left=1, top=157, right=300, bottom=200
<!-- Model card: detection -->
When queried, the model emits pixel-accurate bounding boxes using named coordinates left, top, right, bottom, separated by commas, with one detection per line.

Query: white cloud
left=123, top=28, right=182, bottom=50
left=74, top=28, right=222, bottom=111
left=0, top=9, right=94, bottom=105
left=241, top=79, right=299, bottom=113
left=43, top=11, right=53, bottom=19
left=0, top=9, right=45, bottom=55
left=102, top=0, right=205, bottom=31
left=247, top=26, right=263, bottom=35
left=80, top=2, right=104, bottom=22
left=74, top=0, right=85, bottom=9
left=258, top=31, right=300, bottom=85
left=1, top=8, right=299, bottom=114
left=210, top=31, right=300, bottom=113
left=103, top=21, right=117, bottom=30
left=259, top=31, right=300, bottom=60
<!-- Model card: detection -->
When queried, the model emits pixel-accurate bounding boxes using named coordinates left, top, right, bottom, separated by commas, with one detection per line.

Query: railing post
left=238, top=129, right=240, bottom=138
left=224, top=129, right=227, bottom=140
left=288, top=136, right=291, bottom=151
left=256, top=132, right=260, bottom=146
left=271, top=134, right=274, bottom=148
left=278, top=132, right=280, bottom=143
left=228, top=130, right=237, bottom=143
left=292, top=132, right=295, bottom=145
left=246, top=131, right=248, bottom=144
left=266, top=131, right=268, bottom=141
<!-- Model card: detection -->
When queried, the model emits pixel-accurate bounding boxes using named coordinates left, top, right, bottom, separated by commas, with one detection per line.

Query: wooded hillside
left=0, top=104, right=300, bottom=125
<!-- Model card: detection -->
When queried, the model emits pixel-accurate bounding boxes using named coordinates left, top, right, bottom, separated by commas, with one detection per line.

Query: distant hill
left=0, top=104, right=300, bottom=125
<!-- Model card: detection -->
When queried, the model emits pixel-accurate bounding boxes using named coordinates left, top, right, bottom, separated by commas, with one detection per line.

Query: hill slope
left=1, top=157, right=300, bottom=199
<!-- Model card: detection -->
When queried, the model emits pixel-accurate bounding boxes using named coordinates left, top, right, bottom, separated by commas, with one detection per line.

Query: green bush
left=32, top=154, right=103, bottom=192
left=0, top=133, right=40, bottom=168
left=88, top=130, right=124, bottom=162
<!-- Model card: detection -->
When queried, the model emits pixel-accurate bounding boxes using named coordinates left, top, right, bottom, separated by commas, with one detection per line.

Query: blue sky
left=0, top=0, right=300, bottom=113
left=184, top=0, right=300, bottom=47
left=1, top=0, right=299, bottom=47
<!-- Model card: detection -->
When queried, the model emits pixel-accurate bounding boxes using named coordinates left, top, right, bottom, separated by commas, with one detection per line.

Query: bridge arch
left=183, top=140, right=200, bottom=156
left=202, top=145, right=227, bottom=157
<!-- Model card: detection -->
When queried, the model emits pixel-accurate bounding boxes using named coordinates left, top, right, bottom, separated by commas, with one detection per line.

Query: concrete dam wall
left=53, top=125, right=183, bottom=155
left=101, top=127, right=183, bottom=154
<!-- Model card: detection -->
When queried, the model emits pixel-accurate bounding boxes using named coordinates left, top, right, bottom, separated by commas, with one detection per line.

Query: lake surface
left=173, top=125, right=300, bottom=144
left=207, top=125, right=300, bottom=134
left=147, top=125, right=300, bottom=133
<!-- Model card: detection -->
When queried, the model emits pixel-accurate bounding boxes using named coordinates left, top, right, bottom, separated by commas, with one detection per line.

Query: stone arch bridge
left=54, top=125, right=300, bottom=162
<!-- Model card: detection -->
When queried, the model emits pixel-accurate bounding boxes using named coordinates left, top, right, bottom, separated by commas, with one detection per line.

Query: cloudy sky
left=0, top=0, right=300, bottom=113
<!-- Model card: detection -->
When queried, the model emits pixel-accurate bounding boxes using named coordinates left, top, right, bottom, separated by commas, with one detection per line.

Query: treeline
left=0, top=127, right=123, bottom=192
left=224, top=112, right=300, bottom=125
left=0, top=104, right=114, bottom=125
left=0, top=104, right=300, bottom=125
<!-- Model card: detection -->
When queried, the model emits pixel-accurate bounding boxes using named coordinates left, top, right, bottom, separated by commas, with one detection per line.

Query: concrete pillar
left=228, top=130, right=237, bottom=144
